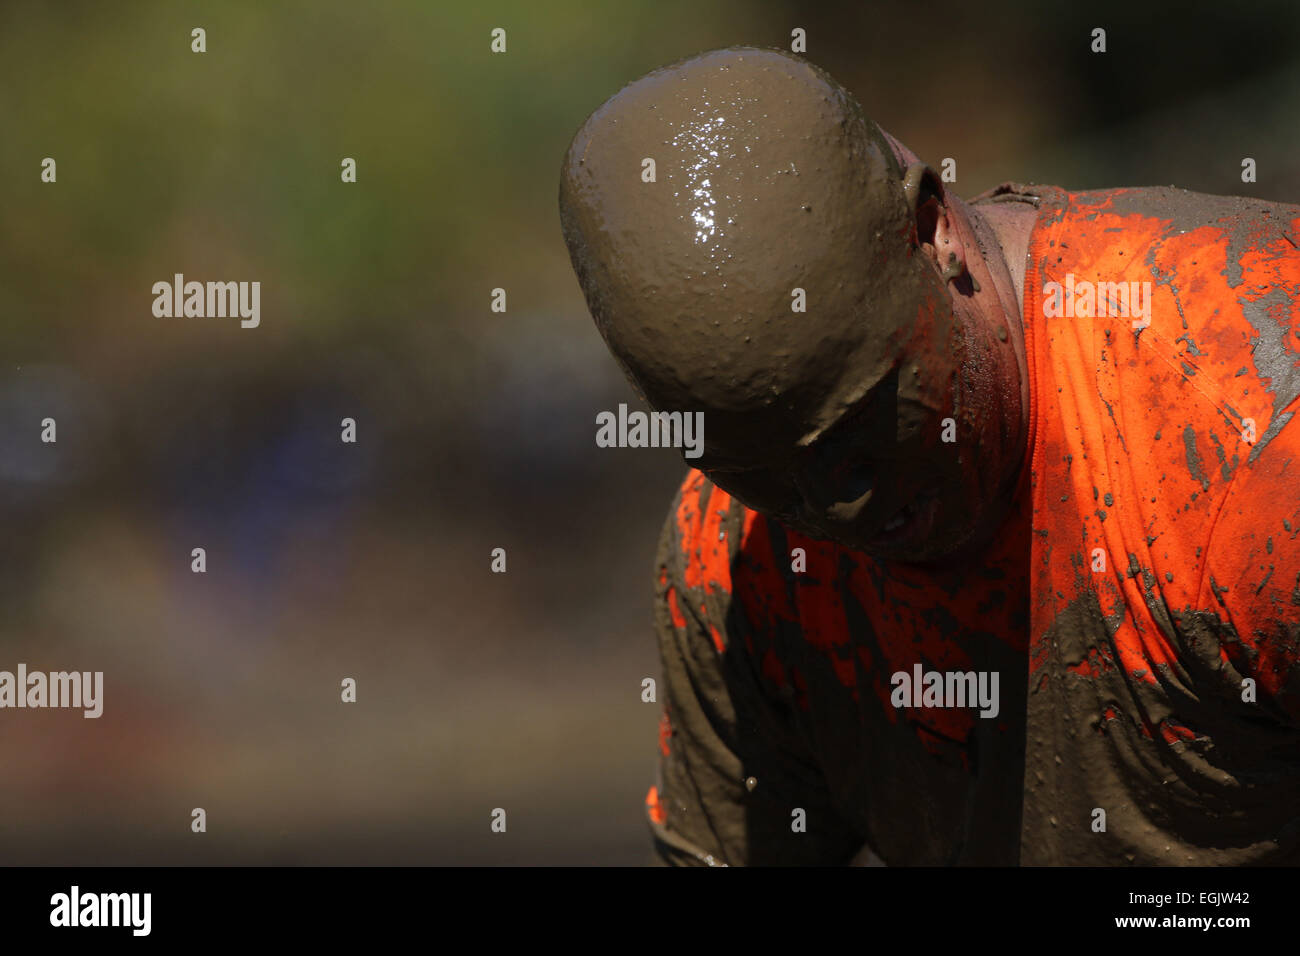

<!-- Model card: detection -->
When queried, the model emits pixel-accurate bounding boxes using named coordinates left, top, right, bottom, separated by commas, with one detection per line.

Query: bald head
left=559, top=46, right=951, bottom=459
left=560, top=47, right=1030, bottom=564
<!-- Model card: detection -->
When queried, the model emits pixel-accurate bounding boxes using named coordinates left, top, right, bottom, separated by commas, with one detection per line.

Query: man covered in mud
left=559, top=47, right=1300, bottom=865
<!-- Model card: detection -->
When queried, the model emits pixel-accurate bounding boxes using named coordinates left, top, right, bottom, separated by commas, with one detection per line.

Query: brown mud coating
left=563, top=48, right=1300, bottom=864
left=648, top=472, right=1035, bottom=865
left=559, top=47, right=1023, bottom=563
left=1025, top=593, right=1300, bottom=864
left=559, top=46, right=934, bottom=452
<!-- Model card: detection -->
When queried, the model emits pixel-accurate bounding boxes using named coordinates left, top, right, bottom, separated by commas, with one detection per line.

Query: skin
left=704, top=173, right=1035, bottom=565
left=887, top=139, right=1037, bottom=564
left=561, top=47, right=1040, bottom=565
left=806, top=130, right=1038, bottom=563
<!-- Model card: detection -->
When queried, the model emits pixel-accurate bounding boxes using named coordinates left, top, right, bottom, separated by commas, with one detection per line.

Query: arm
left=646, top=473, right=864, bottom=865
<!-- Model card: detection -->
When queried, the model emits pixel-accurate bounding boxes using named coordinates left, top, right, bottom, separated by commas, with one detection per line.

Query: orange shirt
left=647, top=183, right=1300, bottom=865
left=1024, top=184, right=1300, bottom=863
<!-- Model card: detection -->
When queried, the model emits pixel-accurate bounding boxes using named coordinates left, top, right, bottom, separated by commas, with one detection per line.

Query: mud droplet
left=745, top=776, right=758, bottom=792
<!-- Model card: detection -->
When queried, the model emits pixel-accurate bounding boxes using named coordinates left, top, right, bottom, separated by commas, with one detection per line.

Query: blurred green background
left=0, top=0, right=1297, bottom=864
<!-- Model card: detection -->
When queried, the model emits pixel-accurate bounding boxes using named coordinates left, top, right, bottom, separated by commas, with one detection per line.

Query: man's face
left=693, top=284, right=995, bottom=564
left=696, top=218, right=1029, bottom=567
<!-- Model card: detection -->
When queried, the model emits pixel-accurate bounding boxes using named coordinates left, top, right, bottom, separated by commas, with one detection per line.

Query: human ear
left=902, top=161, right=968, bottom=286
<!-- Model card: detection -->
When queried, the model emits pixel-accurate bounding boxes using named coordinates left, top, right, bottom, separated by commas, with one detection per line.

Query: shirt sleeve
left=645, top=473, right=865, bottom=865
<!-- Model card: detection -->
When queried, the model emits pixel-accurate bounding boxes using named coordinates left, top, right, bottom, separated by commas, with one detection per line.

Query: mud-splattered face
left=560, top=46, right=1022, bottom=563
left=694, top=287, right=1021, bottom=564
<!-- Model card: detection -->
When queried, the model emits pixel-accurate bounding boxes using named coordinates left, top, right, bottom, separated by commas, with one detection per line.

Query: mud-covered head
left=560, top=47, right=1015, bottom=562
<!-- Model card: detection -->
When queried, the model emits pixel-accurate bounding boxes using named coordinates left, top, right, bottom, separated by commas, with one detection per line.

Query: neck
left=942, top=194, right=1038, bottom=557
left=974, top=200, right=1036, bottom=317
left=959, top=197, right=1034, bottom=439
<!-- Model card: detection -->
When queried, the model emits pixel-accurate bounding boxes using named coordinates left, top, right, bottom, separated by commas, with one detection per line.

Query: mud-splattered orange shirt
left=1023, top=184, right=1300, bottom=864
left=646, top=183, right=1300, bottom=866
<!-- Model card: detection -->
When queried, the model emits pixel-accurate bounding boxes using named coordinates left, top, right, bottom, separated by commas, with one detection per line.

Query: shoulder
left=658, top=470, right=776, bottom=599
left=656, top=470, right=824, bottom=645
left=1051, top=186, right=1300, bottom=255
